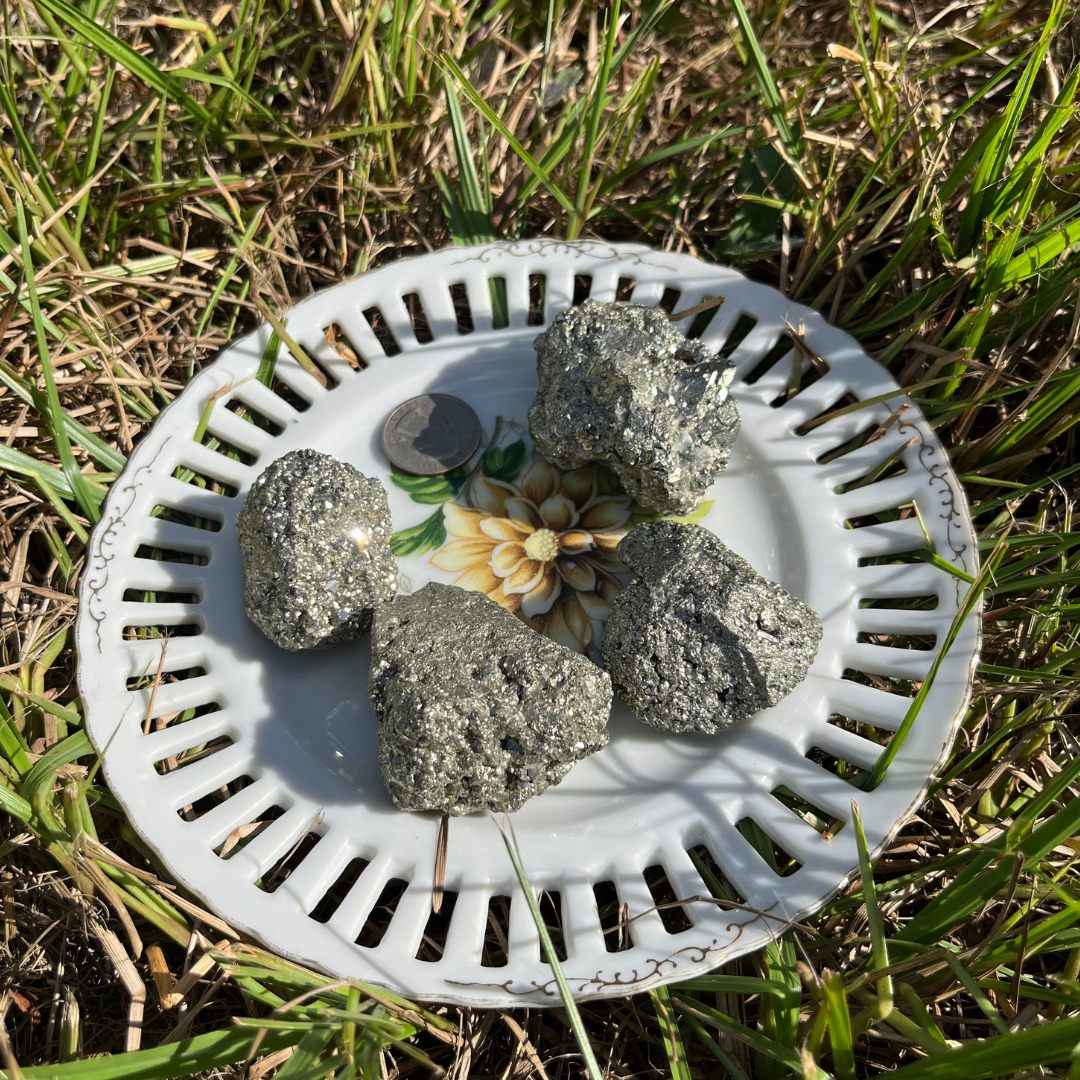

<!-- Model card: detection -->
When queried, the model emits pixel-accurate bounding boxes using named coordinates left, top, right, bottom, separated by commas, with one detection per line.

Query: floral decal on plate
left=389, top=418, right=713, bottom=654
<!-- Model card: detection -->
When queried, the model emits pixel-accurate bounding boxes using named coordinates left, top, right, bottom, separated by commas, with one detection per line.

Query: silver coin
left=381, top=394, right=482, bottom=475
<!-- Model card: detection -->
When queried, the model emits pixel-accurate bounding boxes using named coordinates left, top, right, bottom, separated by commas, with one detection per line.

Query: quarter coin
left=381, top=394, right=482, bottom=475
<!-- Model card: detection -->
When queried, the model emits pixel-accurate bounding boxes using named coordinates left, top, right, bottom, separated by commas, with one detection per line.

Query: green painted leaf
left=389, top=465, right=468, bottom=505
left=481, top=440, right=526, bottom=483
left=390, top=509, right=446, bottom=557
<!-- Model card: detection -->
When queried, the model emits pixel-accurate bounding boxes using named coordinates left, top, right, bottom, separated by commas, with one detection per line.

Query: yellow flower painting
left=430, top=460, right=632, bottom=653
left=389, top=417, right=713, bottom=654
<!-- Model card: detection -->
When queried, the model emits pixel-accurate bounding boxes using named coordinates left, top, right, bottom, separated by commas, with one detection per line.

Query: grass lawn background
left=2, top=0, right=1080, bottom=1076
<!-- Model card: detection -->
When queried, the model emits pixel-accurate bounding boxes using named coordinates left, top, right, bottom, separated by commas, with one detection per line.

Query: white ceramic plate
left=77, top=240, right=978, bottom=1006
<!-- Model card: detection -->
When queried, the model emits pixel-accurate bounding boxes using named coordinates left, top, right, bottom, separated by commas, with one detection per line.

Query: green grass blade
left=851, top=802, right=891, bottom=1011
left=651, top=985, right=693, bottom=1080
left=0, top=356, right=126, bottom=472
left=864, top=540, right=1004, bottom=789
left=1002, top=216, right=1080, bottom=287
left=441, top=75, right=495, bottom=242
left=0, top=1028, right=301, bottom=1080
left=0, top=785, right=33, bottom=824
left=942, top=955, right=1008, bottom=1035
left=15, top=199, right=101, bottom=523
left=672, top=995, right=823, bottom=1076
left=441, top=55, right=575, bottom=216
left=31, top=0, right=213, bottom=126
left=676, top=976, right=789, bottom=997
left=821, top=970, right=856, bottom=1080
left=882, top=1014, right=1080, bottom=1080
left=496, top=818, right=604, bottom=1080
left=724, top=0, right=798, bottom=156
left=899, top=756, right=1080, bottom=943
left=0, top=445, right=106, bottom=507
left=571, top=0, right=620, bottom=232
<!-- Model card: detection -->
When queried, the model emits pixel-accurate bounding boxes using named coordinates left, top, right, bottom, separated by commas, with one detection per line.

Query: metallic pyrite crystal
left=528, top=299, right=741, bottom=515
left=601, top=521, right=822, bottom=733
left=370, top=583, right=612, bottom=814
left=236, top=449, right=397, bottom=650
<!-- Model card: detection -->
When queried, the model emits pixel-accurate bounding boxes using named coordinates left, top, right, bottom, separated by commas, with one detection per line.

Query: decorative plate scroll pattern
left=77, top=241, right=979, bottom=1007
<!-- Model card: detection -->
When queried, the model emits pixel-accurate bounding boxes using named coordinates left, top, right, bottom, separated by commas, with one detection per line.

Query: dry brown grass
left=2, top=0, right=1080, bottom=1076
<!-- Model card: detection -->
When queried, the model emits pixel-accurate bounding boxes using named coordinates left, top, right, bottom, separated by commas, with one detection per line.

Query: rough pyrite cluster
left=371, top=583, right=612, bottom=814
left=237, top=449, right=397, bottom=650
left=528, top=299, right=740, bottom=514
left=602, top=521, right=822, bottom=733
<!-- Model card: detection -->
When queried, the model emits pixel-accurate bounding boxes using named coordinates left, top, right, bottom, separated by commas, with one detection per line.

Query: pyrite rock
left=528, top=299, right=740, bottom=515
left=371, top=583, right=612, bottom=814
left=601, top=521, right=822, bottom=733
left=236, top=449, right=397, bottom=650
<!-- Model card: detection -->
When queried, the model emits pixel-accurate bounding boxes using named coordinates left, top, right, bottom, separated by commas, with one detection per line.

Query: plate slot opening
left=304, top=349, right=341, bottom=390
left=836, top=455, right=912, bottom=497
left=123, top=622, right=202, bottom=640
left=687, top=844, right=746, bottom=909
left=796, top=391, right=859, bottom=436
left=720, top=314, right=760, bottom=363
left=258, top=831, right=324, bottom=894
left=658, top=286, right=680, bottom=313
left=309, top=857, right=370, bottom=923
left=859, top=594, right=939, bottom=611
left=643, top=864, right=692, bottom=933
left=269, top=376, right=312, bottom=413
left=527, top=274, right=546, bottom=325
left=126, top=665, right=206, bottom=691
left=856, top=631, right=936, bottom=651
left=844, top=503, right=914, bottom=529
left=736, top=818, right=802, bottom=878
left=771, top=785, right=845, bottom=839
left=806, top=745, right=869, bottom=787
left=150, top=504, right=223, bottom=532
left=828, top=713, right=894, bottom=747
left=323, top=323, right=367, bottom=369
left=179, top=773, right=255, bottom=822
left=215, top=804, right=287, bottom=860
left=449, top=283, right=474, bottom=334
left=816, top=422, right=880, bottom=464
left=356, top=878, right=409, bottom=948
left=416, top=890, right=459, bottom=962
left=171, top=464, right=238, bottom=499
left=843, top=668, right=917, bottom=697
left=134, top=545, right=209, bottom=567
left=615, top=276, right=635, bottom=301
left=122, top=587, right=200, bottom=605
left=198, top=429, right=257, bottom=467
left=685, top=298, right=722, bottom=340
left=488, top=277, right=510, bottom=329
left=593, top=880, right=633, bottom=953
left=481, top=895, right=511, bottom=967
left=362, top=307, right=402, bottom=356
left=770, top=350, right=829, bottom=407
left=573, top=274, right=593, bottom=307
left=401, top=294, right=434, bottom=344
left=857, top=550, right=930, bottom=568
left=538, top=891, right=567, bottom=962
left=154, top=735, right=234, bottom=776
left=146, top=700, right=221, bottom=731
left=226, top=398, right=285, bottom=435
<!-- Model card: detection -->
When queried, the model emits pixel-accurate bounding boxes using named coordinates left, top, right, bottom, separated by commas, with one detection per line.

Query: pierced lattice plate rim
left=77, top=240, right=979, bottom=1007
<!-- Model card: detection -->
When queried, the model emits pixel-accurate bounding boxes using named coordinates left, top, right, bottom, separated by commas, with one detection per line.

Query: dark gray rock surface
left=528, top=299, right=740, bottom=515
left=237, top=449, right=397, bottom=650
left=601, top=521, right=822, bottom=733
left=371, top=583, right=612, bottom=814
